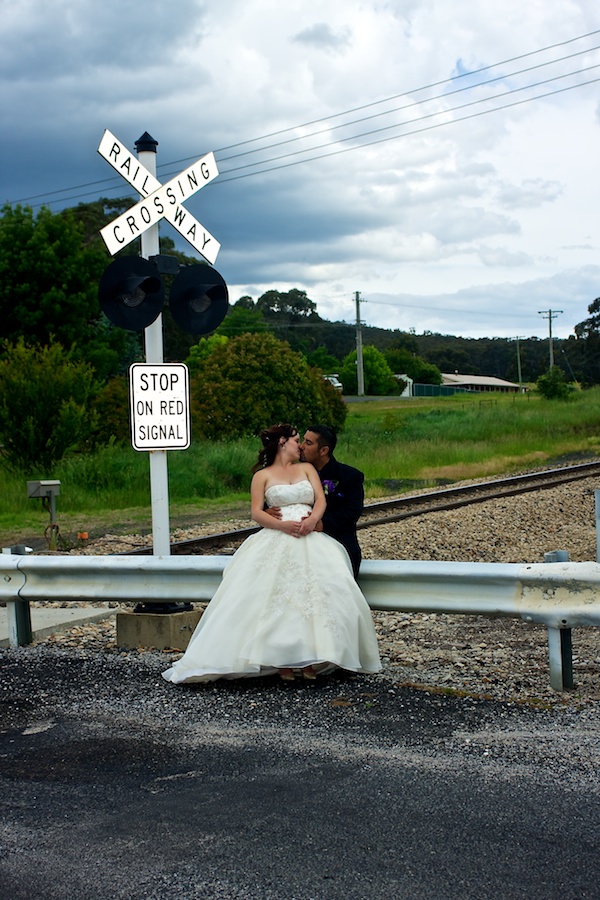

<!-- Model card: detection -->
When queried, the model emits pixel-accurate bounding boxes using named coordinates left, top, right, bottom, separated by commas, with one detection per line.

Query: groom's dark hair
left=306, top=424, right=337, bottom=455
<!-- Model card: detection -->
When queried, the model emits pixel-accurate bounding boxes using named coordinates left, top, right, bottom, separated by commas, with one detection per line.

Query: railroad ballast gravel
left=22, top=476, right=600, bottom=706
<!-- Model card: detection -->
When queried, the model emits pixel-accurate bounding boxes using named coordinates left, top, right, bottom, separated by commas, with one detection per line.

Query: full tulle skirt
left=162, top=528, right=381, bottom=684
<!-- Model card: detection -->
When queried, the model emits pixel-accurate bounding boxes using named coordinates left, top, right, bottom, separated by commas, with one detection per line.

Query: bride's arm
left=297, top=465, right=326, bottom=536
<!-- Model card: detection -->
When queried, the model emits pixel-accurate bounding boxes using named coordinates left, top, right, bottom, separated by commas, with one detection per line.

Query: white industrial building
left=441, top=373, right=523, bottom=393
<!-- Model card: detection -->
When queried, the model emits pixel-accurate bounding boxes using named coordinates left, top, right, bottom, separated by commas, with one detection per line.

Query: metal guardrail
left=2, top=554, right=600, bottom=692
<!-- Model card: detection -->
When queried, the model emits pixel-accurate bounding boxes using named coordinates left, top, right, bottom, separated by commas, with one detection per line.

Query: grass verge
left=2, top=389, right=600, bottom=546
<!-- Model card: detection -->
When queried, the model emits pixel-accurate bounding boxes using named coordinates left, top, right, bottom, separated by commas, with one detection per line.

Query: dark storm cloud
left=1, top=1, right=598, bottom=338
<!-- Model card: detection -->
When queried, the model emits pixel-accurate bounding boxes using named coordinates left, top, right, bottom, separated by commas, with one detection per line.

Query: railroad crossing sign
left=97, top=130, right=221, bottom=264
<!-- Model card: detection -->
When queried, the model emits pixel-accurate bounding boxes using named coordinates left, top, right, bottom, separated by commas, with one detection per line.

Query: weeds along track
left=124, top=460, right=600, bottom=557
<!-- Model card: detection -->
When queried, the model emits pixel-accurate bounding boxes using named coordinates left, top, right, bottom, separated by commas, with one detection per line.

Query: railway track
left=125, top=460, right=600, bottom=556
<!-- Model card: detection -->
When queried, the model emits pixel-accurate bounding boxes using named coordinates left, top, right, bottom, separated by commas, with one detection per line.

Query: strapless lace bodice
left=265, top=480, right=314, bottom=520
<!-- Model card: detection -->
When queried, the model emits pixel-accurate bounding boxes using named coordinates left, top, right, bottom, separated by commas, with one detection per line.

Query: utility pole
left=355, top=291, right=365, bottom=396
left=515, top=336, right=524, bottom=392
left=538, top=309, right=563, bottom=369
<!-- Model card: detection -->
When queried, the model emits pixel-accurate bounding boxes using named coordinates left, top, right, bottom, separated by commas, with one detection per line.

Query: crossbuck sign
left=98, top=130, right=220, bottom=264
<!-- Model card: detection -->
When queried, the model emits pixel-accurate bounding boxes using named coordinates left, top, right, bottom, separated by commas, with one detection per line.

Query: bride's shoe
left=278, top=668, right=295, bottom=682
left=301, top=666, right=317, bottom=681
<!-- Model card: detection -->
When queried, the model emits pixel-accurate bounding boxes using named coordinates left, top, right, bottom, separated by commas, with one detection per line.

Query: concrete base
left=116, top=609, right=202, bottom=651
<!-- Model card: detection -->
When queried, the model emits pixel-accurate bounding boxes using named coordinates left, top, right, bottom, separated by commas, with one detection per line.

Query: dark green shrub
left=536, top=367, right=573, bottom=400
left=91, top=376, right=130, bottom=445
left=0, top=340, right=98, bottom=471
left=189, top=332, right=346, bottom=439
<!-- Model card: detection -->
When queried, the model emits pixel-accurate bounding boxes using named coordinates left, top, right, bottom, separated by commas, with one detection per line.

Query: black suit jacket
left=319, top=456, right=364, bottom=578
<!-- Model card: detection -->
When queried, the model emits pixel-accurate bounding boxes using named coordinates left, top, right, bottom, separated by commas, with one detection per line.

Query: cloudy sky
left=2, top=0, right=599, bottom=340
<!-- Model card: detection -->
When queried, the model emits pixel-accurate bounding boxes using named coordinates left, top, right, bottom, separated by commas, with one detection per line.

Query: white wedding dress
left=162, top=480, right=381, bottom=683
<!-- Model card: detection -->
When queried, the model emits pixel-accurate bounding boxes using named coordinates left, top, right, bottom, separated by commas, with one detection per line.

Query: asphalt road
left=1, top=646, right=598, bottom=899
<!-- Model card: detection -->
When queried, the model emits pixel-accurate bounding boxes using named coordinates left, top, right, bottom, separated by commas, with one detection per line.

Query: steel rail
left=122, top=460, right=600, bottom=556
left=359, top=459, right=600, bottom=528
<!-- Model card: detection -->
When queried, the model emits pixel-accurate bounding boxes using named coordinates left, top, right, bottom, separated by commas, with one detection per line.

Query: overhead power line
left=9, top=28, right=600, bottom=208
left=174, top=27, right=600, bottom=162
left=354, top=297, right=562, bottom=321
left=215, top=42, right=600, bottom=165
left=214, top=67, right=600, bottom=182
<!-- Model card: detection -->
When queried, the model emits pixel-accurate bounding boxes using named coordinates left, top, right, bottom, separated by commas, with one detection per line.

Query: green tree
left=536, top=367, right=573, bottom=400
left=0, top=200, right=218, bottom=374
left=573, top=297, right=600, bottom=386
left=307, top=345, right=341, bottom=374
left=0, top=340, right=98, bottom=470
left=0, top=203, right=137, bottom=379
left=388, top=332, right=419, bottom=354
left=0, top=204, right=104, bottom=348
left=216, top=305, right=271, bottom=337
left=339, top=346, right=398, bottom=395
left=189, top=332, right=346, bottom=439
left=255, top=288, right=325, bottom=355
left=575, top=297, right=600, bottom=339
left=186, top=334, right=229, bottom=376
left=426, top=344, right=477, bottom=375
left=384, top=347, right=441, bottom=384
left=234, top=295, right=257, bottom=309
left=256, top=288, right=318, bottom=320
left=69, top=197, right=139, bottom=247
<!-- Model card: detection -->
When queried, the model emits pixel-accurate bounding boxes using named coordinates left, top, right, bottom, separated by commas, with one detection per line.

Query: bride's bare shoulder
left=251, top=468, right=268, bottom=489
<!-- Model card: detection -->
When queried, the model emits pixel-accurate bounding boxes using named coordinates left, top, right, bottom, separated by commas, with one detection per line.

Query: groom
left=299, top=424, right=365, bottom=579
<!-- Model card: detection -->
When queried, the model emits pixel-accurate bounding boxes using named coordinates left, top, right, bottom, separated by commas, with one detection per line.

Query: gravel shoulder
left=20, top=475, right=600, bottom=709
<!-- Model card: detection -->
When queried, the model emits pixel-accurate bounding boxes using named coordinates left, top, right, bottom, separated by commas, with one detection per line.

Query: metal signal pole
left=135, top=133, right=170, bottom=558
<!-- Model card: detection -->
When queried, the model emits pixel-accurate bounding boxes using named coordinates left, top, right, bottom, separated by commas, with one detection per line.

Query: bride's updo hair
left=252, top=423, right=297, bottom=472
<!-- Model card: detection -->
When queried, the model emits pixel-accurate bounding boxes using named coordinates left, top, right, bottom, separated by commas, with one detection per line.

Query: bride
left=162, top=423, right=381, bottom=684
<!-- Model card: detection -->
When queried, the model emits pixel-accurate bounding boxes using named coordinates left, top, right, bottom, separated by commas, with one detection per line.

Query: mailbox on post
left=27, top=480, right=61, bottom=550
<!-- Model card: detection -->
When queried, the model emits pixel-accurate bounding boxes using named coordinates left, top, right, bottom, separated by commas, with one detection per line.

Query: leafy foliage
left=306, top=345, right=342, bottom=373
left=0, top=205, right=102, bottom=346
left=0, top=202, right=139, bottom=379
left=216, top=304, right=271, bottom=337
left=256, top=288, right=318, bottom=319
left=68, top=197, right=139, bottom=247
left=574, top=297, right=600, bottom=339
left=0, top=340, right=98, bottom=471
left=189, top=332, right=346, bottom=439
left=536, top=367, right=573, bottom=400
left=384, top=347, right=441, bottom=384
left=339, top=346, right=399, bottom=395
left=91, top=376, right=131, bottom=445
left=186, top=335, right=229, bottom=376
left=569, top=298, right=600, bottom=387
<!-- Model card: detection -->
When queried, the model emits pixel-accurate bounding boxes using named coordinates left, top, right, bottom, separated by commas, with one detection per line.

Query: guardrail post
left=6, top=600, right=33, bottom=648
left=2, top=548, right=32, bottom=647
left=544, top=550, right=573, bottom=690
left=547, top=626, right=574, bottom=691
